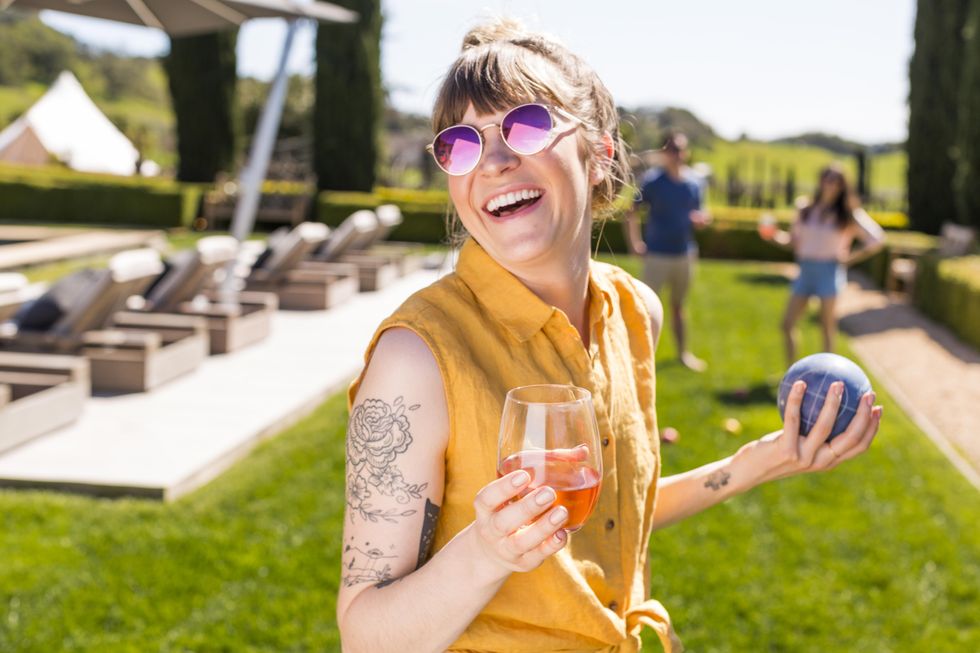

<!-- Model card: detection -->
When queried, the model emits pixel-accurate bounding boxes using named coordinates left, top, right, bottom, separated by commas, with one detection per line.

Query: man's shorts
left=643, top=251, right=696, bottom=302
left=792, top=260, right=846, bottom=298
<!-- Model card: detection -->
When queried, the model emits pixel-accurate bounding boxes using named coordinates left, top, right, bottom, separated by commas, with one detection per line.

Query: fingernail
left=511, top=471, right=530, bottom=487
left=794, top=380, right=806, bottom=394
left=866, top=392, right=876, bottom=407
left=549, top=506, right=568, bottom=524
left=835, top=382, right=844, bottom=397
left=535, top=487, right=556, bottom=505
left=553, top=529, right=567, bottom=543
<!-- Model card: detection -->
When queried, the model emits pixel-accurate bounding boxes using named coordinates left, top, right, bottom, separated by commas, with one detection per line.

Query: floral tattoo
left=346, top=396, right=428, bottom=524
left=704, top=469, right=731, bottom=491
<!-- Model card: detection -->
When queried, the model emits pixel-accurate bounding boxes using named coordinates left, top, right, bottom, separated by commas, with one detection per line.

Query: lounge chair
left=133, top=236, right=278, bottom=354
left=347, top=204, right=426, bottom=274
left=0, top=351, right=89, bottom=454
left=0, top=249, right=208, bottom=393
left=244, top=222, right=359, bottom=310
left=0, top=273, right=31, bottom=323
left=311, top=210, right=401, bottom=291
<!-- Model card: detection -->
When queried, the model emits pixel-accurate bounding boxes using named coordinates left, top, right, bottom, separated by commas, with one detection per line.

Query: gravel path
left=837, top=271, right=980, bottom=490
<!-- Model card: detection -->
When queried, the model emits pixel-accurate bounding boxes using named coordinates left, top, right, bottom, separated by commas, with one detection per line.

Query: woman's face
left=819, top=173, right=844, bottom=204
left=447, top=102, right=595, bottom=270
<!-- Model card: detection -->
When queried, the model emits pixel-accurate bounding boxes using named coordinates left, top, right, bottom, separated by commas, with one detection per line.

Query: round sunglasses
left=426, top=103, right=586, bottom=176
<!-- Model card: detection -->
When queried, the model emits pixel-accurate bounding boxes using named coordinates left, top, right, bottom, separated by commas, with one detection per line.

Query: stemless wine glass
left=497, top=384, right=603, bottom=533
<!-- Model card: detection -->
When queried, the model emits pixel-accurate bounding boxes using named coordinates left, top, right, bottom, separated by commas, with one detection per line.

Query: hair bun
left=461, top=16, right=531, bottom=50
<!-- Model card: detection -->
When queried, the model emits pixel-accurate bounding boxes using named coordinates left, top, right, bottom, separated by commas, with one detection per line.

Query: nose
left=477, top=127, right=519, bottom=176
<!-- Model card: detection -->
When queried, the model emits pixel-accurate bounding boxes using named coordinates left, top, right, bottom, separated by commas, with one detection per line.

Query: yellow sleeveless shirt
left=350, top=239, right=682, bottom=652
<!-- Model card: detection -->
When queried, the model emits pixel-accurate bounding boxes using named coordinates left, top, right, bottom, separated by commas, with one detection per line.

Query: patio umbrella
left=0, top=0, right=355, bottom=37
left=1, top=0, right=358, bottom=285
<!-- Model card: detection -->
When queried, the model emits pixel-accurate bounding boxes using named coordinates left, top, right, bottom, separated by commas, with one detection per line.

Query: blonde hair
left=432, top=17, right=632, bottom=243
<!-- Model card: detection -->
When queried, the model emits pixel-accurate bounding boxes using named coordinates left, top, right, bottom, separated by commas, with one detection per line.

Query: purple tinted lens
left=501, top=104, right=553, bottom=154
left=433, top=125, right=482, bottom=174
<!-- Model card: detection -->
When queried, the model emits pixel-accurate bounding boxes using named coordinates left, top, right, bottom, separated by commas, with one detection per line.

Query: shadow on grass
left=715, top=382, right=777, bottom=405
left=738, top=272, right=792, bottom=286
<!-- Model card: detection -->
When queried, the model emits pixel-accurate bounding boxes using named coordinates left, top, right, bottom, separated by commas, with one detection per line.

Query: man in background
left=626, top=133, right=710, bottom=373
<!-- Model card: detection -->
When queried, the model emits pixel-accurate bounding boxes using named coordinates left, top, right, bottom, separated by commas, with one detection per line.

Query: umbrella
left=1, top=0, right=358, bottom=275
left=0, top=0, right=355, bottom=37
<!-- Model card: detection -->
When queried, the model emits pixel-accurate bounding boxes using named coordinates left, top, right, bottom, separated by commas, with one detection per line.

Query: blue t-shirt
left=639, top=171, right=702, bottom=255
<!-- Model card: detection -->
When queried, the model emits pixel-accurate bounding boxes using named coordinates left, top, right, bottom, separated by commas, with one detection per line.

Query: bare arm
left=843, top=207, right=886, bottom=266
left=651, top=380, right=882, bottom=530
left=337, top=328, right=570, bottom=653
left=625, top=204, right=647, bottom=255
left=633, top=287, right=881, bottom=531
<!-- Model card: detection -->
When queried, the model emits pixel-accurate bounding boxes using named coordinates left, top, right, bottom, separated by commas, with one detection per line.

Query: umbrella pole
left=223, top=18, right=302, bottom=295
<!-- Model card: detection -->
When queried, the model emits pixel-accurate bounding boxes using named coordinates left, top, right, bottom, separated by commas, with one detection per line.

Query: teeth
left=486, top=189, right=542, bottom=213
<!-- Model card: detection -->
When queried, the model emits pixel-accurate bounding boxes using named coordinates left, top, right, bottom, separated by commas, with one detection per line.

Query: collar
left=456, top=239, right=614, bottom=342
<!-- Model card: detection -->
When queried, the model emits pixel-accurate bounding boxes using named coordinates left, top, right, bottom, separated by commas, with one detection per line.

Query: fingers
left=508, top=504, right=569, bottom=565
left=473, top=470, right=531, bottom=521
left=488, top=486, right=558, bottom=537
left=472, top=472, right=570, bottom=573
left=801, top=381, right=844, bottom=460
left=835, top=405, right=882, bottom=464
left=780, top=380, right=806, bottom=457
left=822, top=391, right=875, bottom=456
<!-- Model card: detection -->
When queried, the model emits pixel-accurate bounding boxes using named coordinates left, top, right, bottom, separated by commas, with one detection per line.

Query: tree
left=163, top=30, right=239, bottom=182
left=954, top=0, right=980, bottom=229
left=907, top=0, right=971, bottom=234
left=314, top=0, right=382, bottom=192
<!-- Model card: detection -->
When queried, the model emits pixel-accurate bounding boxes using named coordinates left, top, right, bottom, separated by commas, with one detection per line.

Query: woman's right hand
left=467, top=470, right=569, bottom=578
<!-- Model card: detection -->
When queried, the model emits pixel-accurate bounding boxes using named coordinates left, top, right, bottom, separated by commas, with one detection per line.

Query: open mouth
left=484, top=189, right=543, bottom=218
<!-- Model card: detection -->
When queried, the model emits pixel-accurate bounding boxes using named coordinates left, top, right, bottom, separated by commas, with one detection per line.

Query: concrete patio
left=0, top=266, right=442, bottom=500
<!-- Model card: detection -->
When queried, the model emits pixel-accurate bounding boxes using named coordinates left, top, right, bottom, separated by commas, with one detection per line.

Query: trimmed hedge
left=0, top=177, right=203, bottom=228
left=914, top=254, right=980, bottom=349
left=315, top=190, right=448, bottom=244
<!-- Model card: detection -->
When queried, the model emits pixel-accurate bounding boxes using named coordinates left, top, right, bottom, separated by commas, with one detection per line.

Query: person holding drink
left=759, top=165, right=885, bottom=366
left=338, top=18, right=882, bottom=652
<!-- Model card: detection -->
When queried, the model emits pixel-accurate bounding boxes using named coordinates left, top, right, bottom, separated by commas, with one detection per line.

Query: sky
left=37, top=0, right=916, bottom=144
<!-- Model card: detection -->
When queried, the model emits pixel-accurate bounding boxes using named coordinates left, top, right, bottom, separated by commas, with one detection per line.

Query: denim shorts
left=792, top=260, right=846, bottom=298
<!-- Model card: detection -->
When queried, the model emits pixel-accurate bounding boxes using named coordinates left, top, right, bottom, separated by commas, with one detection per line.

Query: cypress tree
left=907, top=0, right=971, bottom=234
left=163, top=30, right=239, bottom=182
left=954, top=0, right=980, bottom=229
left=314, top=0, right=382, bottom=192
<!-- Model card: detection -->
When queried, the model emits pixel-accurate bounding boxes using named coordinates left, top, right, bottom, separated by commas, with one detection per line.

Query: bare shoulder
left=629, top=277, right=664, bottom=350
left=356, top=326, right=449, bottom=446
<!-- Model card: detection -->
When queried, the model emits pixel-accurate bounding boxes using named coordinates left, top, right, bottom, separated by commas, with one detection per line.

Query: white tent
left=0, top=71, right=150, bottom=176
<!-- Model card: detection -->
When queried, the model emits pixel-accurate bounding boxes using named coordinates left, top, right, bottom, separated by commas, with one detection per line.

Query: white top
left=792, top=207, right=885, bottom=262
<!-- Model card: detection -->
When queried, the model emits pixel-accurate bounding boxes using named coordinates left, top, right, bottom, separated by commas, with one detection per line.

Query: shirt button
left=601, top=437, right=610, bottom=447
left=608, top=600, right=619, bottom=611
left=605, top=518, right=615, bottom=530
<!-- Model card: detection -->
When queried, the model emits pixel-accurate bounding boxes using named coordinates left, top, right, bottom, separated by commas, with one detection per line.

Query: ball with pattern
left=777, top=353, right=872, bottom=440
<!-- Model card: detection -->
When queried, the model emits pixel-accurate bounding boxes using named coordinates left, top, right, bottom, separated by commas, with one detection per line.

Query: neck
left=666, top=162, right=683, bottom=179
left=510, top=233, right=593, bottom=346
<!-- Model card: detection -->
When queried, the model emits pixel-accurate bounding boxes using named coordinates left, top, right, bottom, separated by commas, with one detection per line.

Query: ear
left=590, top=131, right=615, bottom=186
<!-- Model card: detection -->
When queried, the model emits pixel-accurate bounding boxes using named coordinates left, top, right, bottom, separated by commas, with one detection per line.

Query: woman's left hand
left=735, top=379, right=882, bottom=487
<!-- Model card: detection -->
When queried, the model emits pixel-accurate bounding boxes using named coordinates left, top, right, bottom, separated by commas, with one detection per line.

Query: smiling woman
left=335, top=15, right=882, bottom=653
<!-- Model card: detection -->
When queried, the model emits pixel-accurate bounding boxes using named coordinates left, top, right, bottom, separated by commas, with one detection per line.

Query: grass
left=1, top=256, right=978, bottom=652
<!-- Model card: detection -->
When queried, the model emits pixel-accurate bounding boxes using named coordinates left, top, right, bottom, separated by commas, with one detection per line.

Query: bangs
left=433, top=43, right=572, bottom=131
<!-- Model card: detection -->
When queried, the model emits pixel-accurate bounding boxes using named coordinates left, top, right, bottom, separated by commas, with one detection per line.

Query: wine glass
left=497, top=384, right=603, bottom=533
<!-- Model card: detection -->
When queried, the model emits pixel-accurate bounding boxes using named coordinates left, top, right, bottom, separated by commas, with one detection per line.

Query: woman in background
left=761, top=165, right=884, bottom=366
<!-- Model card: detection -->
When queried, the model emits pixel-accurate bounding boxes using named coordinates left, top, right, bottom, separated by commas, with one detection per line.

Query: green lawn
left=1, top=257, right=978, bottom=652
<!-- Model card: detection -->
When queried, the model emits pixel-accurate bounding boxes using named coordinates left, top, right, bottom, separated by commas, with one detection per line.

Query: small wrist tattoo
left=704, top=469, right=731, bottom=491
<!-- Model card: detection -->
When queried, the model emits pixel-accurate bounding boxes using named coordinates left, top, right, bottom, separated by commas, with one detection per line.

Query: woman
left=337, top=19, right=882, bottom=652
left=760, top=165, right=885, bottom=366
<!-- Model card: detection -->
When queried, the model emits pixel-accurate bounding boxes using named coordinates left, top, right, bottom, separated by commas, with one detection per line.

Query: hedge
left=913, top=254, right=980, bottom=350
left=858, top=230, right=939, bottom=287
left=0, top=178, right=203, bottom=228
